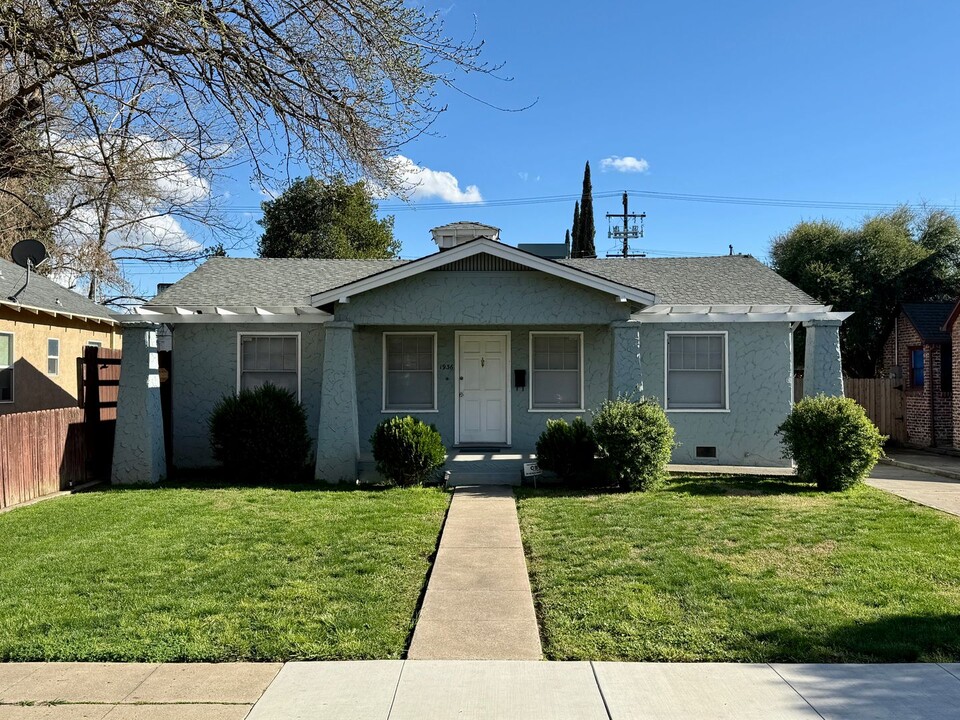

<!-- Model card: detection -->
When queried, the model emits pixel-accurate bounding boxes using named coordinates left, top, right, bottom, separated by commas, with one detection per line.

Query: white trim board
left=635, top=306, right=851, bottom=324
left=309, top=238, right=658, bottom=307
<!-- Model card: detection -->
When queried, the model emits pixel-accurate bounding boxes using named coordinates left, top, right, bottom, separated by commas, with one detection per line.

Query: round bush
left=208, top=384, right=311, bottom=484
left=371, top=416, right=446, bottom=487
left=592, top=397, right=675, bottom=491
left=535, top=417, right=597, bottom=487
left=778, top=394, right=885, bottom=491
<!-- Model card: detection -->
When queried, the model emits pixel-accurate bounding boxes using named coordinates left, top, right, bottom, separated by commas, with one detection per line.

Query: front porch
left=358, top=449, right=537, bottom=487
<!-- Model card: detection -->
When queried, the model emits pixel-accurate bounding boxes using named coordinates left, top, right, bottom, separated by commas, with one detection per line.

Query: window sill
left=665, top=408, right=731, bottom=413
left=381, top=408, right=438, bottom=414
left=528, top=407, right=585, bottom=413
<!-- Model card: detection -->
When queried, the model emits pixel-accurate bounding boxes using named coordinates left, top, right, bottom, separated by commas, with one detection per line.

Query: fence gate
left=79, top=346, right=122, bottom=480
left=843, top=376, right=906, bottom=444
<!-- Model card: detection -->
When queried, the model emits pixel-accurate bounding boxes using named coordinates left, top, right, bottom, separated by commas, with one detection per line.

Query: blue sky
left=127, top=1, right=960, bottom=295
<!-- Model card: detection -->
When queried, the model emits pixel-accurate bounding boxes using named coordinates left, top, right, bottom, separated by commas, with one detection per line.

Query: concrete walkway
left=407, top=485, right=542, bottom=660
left=882, top=449, right=960, bottom=481
left=0, top=662, right=281, bottom=718
left=868, top=461, right=960, bottom=518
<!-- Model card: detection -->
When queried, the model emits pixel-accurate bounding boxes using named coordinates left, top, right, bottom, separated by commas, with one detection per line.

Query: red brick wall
left=881, top=314, right=952, bottom=447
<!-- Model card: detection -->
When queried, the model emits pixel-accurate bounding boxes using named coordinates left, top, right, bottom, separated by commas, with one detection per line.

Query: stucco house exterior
left=0, top=257, right=119, bottom=415
left=881, top=303, right=954, bottom=447
left=110, top=224, right=849, bottom=485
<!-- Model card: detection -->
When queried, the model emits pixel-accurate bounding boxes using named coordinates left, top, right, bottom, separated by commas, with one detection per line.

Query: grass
left=0, top=482, right=448, bottom=662
left=517, top=476, right=960, bottom=663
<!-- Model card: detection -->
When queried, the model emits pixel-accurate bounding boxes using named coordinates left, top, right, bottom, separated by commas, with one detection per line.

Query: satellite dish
left=10, top=239, right=47, bottom=269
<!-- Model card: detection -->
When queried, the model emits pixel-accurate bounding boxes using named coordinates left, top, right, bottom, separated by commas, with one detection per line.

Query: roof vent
left=430, top=222, right=500, bottom=251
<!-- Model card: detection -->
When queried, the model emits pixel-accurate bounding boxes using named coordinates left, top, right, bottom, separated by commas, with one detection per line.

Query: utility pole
left=606, top=191, right=646, bottom=258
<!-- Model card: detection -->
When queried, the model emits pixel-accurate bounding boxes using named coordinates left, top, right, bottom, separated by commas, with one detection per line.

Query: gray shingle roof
left=559, top=255, right=817, bottom=305
left=150, top=257, right=407, bottom=307
left=0, top=257, right=114, bottom=322
left=148, top=252, right=815, bottom=308
left=901, top=303, right=954, bottom=344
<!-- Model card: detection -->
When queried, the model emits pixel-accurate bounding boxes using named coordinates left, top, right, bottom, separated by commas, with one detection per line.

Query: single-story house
left=110, top=223, right=849, bottom=485
left=0, top=256, right=120, bottom=415
left=880, top=303, right=954, bottom=447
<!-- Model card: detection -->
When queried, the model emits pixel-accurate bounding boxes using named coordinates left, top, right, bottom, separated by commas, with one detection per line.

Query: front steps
left=358, top=450, right=535, bottom=487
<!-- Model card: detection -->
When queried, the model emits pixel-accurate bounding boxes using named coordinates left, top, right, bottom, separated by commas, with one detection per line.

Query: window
left=909, top=347, right=924, bottom=389
left=0, top=333, right=12, bottom=403
left=87, top=340, right=102, bottom=348
left=665, top=332, right=728, bottom=410
left=943, top=345, right=953, bottom=392
left=383, top=333, right=436, bottom=411
left=238, top=334, right=299, bottom=398
left=530, top=332, right=583, bottom=410
left=47, top=338, right=59, bottom=375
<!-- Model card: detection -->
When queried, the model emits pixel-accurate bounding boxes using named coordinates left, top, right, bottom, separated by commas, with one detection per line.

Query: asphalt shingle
left=0, top=257, right=114, bottom=321
left=901, top=303, right=954, bottom=344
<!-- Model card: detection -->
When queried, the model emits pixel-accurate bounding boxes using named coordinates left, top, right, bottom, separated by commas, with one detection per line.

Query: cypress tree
left=579, top=161, right=596, bottom=258
left=571, top=201, right=581, bottom=257
left=564, top=228, right=571, bottom=257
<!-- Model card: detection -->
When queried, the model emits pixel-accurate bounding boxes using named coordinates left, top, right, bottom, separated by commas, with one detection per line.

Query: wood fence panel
left=0, top=407, right=87, bottom=510
left=843, top=376, right=906, bottom=444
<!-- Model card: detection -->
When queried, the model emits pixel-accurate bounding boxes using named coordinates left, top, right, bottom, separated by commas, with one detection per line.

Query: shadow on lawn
left=99, top=467, right=410, bottom=494
left=756, top=613, right=960, bottom=663
left=665, top=476, right=816, bottom=497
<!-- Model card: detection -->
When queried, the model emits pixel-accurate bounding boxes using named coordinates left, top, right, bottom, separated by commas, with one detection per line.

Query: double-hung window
left=909, top=347, right=924, bottom=389
left=0, top=333, right=12, bottom=402
left=238, top=334, right=300, bottom=398
left=665, top=332, right=728, bottom=410
left=383, top=333, right=436, bottom=411
left=530, top=332, right=583, bottom=411
left=47, top=338, right=59, bottom=375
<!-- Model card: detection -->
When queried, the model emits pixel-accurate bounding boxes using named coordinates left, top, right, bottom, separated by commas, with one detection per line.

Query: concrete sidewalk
left=868, top=460, right=960, bottom=517
left=407, top=485, right=541, bottom=660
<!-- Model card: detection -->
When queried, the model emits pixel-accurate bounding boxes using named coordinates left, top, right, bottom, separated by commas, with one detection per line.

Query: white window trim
left=236, top=332, right=302, bottom=402
left=663, top=330, right=730, bottom=413
left=528, top=331, right=585, bottom=413
left=47, top=337, right=60, bottom=376
left=86, top=340, right=103, bottom=348
left=0, top=331, right=14, bottom=404
left=382, top=331, right=438, bottom=413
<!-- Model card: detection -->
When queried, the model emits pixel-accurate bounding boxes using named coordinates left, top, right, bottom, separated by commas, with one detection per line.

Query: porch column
left=112, top=323, right=166, bottom=485
left=315, top=321, right=360, bottom=483
left=803, top=319, right=844, bottom=397
left=610, top=321, right=644, bottom=398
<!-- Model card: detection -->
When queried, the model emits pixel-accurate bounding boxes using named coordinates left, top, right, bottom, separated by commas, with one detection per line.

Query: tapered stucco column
left=610, top=321, right=644, bottom=398
left=803, top=319, right=844, bottom=397
left=112, top=323, right=166, bottom=485
left=315, top=321, right=360, bottom=483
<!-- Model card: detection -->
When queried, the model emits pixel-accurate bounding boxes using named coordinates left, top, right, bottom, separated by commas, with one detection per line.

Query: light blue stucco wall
left=632, top=321, right=794, bottom=467
left=171, top=323, right=325, bottom=468
left=337, top=271, right=632, bottom=325
left=354, top=325, right=611, bottom=455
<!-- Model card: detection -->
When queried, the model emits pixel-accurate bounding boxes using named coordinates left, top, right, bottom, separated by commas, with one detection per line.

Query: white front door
left=457, top=333, right=509, bottom=444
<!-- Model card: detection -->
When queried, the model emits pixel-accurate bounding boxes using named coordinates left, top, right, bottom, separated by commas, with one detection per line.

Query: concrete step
left=358, top=450, right=536, bottom=486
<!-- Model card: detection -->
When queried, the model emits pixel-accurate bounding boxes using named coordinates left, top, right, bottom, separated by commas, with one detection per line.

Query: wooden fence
left=0, top=407, right=86, bottom=510
left=794, top=375, right=906, bottom=444
left=79, top=347, right=122, bottom=479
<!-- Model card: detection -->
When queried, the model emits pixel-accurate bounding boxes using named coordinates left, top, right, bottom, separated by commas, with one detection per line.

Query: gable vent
left=432, top=255, right=532, bottom=272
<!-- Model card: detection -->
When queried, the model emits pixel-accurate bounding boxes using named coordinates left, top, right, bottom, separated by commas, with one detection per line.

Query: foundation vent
left=695, top=446, right=718, bottom=459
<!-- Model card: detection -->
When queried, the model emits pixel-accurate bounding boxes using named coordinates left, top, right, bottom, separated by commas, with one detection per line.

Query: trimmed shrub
left=535, top=417, right=598, bottom=487
left=371, top=416, right=446, bottom=487
left=592, top=397, right=675, bottom=491
left=778, top=394, right=885, bottom=491
left=208, top=384, right=311, bottom=484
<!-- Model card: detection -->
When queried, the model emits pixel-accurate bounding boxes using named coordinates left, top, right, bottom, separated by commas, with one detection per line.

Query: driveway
left=869, top=455, right=960, bottom=518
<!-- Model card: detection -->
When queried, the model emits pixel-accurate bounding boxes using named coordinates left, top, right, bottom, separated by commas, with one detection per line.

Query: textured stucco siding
left=354, top=325, right=611, bottom=454
left=336, top=271, right=632, bottom=325
left=171, top=323, right=324, bottom=468
left=634, top=321, right=794, bottom=467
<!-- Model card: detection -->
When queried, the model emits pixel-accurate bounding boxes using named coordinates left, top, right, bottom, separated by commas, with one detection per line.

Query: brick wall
left=953, top=321, right=960, bottom=449
left=881, top=314, right=952, bottom=447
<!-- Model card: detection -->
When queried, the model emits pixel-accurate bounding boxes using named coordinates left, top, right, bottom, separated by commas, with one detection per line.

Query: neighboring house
left=0, top=257, right=120, bottom=414
left=110, top=223, right=849, bottom=485
left=941, top=300, right=960, bottom=450
left=881, top=303, right=954, bottom=447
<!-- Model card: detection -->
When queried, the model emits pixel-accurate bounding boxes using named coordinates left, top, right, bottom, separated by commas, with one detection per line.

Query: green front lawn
left=0, top=484, right=448, bottom=661
left=517, top=476, right=960, bottom=662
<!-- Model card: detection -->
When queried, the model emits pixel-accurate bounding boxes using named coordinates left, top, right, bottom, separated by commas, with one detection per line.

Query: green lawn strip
left=517, top=476, right=960, bottom=662
left=0, top=484, right=448, bottom=661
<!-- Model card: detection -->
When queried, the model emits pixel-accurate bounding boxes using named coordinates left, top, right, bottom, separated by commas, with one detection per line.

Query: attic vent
left=432, top=255, right=531, bottom=272
left=696, top=446, right=717, bottom=459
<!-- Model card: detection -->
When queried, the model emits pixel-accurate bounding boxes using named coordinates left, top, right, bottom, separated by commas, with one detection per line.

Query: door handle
left=459, top=392, right=464, bottom=397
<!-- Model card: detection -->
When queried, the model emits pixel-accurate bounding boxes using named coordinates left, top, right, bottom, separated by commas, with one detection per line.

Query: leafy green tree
left=578, top=161, right=596, bottom=258
left=258, top=176, right=399, bottom=259
left=770, top=207, right=960, bottom=377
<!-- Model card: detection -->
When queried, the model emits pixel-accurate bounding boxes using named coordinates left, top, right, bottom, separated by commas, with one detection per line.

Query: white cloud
left=518, top=171, right=528, bottom=182
left=600, top=155, right=650, bottom=173
left=390, top=155, right=483, bottom=203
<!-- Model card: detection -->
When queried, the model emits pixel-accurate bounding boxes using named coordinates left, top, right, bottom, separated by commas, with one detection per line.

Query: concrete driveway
left=869, top=456, right=960, bottom=518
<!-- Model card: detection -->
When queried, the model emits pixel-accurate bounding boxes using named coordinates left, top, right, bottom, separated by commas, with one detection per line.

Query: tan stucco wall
left=0, top=306, right=120, bottom=414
